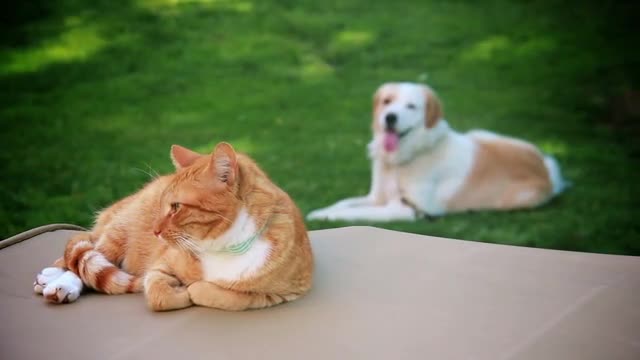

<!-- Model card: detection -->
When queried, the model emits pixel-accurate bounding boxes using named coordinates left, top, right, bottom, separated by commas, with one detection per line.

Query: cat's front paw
left=187, top=281, right=209, bottom=306
left=187, top=281, right=226, bottom=307
left=39, top=270, right=83, bottom=304
left=146, top=286, right=192, bottom=311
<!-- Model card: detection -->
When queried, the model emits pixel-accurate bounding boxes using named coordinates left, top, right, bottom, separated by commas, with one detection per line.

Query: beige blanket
left=1, top=225, right=639, bottom=359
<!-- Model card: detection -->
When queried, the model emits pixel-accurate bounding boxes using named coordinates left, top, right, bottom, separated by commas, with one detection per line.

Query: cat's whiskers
left=131, top=163, right=161, bottom=180
left=174, top=238, right=189, bottom=253
left=211, top=211, right=233, bottom=225
left=144, top=163, right=161, bottom=179
left=181, top=241, right=198, bottom=254
left=167, top=233, right=183, bottom=250
left=178, top=234, right=201, bottom=254
left=178, top=240, right=192, bottom=254
left=166, top=232, right=193, bottom=254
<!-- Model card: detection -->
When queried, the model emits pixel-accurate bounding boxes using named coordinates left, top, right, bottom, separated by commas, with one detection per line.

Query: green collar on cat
left=215, top=216, right=272, bottom=255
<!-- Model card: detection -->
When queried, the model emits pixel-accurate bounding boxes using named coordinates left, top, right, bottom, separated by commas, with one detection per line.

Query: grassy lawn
left=1, top=0, right=638, bottom=254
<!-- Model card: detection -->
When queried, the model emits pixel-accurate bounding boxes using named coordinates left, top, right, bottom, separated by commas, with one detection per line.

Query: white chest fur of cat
left=199, top=208, right=271, bottom=282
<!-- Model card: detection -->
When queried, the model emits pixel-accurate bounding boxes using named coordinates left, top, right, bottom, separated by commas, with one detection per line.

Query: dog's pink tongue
left=384, top=132, right=399, bottom=152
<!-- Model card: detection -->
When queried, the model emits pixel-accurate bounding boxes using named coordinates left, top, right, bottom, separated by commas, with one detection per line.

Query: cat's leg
left=34, top=256, right=84, bottom=304
left=188, top=281, right=294, bottom=311
left=144, top=266, right=193, bottom=311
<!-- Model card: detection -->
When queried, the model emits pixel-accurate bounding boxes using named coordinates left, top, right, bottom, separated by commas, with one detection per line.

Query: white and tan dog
left=307, top=82, right=566, bottom=222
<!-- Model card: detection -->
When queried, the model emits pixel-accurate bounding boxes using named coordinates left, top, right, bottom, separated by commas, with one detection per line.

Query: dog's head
left=372, top=82, right=443, bottom=153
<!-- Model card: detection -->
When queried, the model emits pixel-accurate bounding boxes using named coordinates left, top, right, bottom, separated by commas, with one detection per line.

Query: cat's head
left=152, top=142, right=241, bottom=248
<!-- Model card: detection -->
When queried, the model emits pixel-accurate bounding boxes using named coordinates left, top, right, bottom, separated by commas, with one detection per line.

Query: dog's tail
left=543, top=155, right=569, bottom=196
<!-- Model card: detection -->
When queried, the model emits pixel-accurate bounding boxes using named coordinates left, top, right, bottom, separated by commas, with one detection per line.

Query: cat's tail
left=64, top=232, right=143, bottom=294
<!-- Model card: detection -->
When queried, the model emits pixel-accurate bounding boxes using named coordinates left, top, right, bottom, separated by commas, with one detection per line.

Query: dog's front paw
left=306, top=208, right=331, bottom=221
left=41, top=271, right=83, bottom=304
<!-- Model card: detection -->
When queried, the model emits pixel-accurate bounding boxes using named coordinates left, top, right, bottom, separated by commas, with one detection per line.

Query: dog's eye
left=170, top=202, right=181, bottom=212
left=407, top=103, right=416, bottom=110
left=383, top=98, right=392, bottom=105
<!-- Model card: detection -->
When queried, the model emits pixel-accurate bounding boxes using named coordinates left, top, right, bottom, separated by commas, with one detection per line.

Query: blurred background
left=1, top=0, right=638, bottom=254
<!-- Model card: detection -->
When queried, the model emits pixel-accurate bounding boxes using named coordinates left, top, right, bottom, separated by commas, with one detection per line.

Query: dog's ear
left=372, top=86, right=384, bottom=131
left=425, top=88, right=443, bottom=128
left=373, top=83, right=394, bottom=132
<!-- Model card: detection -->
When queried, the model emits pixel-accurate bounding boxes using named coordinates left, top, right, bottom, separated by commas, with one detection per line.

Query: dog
left=307, top=82, right=566, bottom=222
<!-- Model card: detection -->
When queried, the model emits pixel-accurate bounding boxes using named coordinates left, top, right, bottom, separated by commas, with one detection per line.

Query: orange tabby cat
left=34, top=142, right=314, bottom=311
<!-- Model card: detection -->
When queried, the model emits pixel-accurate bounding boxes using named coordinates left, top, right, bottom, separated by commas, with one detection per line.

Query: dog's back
left=445, top=130, right=564, bottom=211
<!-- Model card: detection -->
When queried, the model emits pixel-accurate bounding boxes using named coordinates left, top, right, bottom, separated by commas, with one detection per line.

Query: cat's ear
left=210, top=142, right=238, bottom=185
left=171, top=145, right=201, bottom=170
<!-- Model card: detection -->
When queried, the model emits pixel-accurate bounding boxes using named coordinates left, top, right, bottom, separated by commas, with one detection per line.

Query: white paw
left=41, top=271, right=83, bottom=304
left=34, top=267, right=65, bottom=294
left=307, top=209, right=347, bottom=221
left=306, top=208, right=331, bottom=221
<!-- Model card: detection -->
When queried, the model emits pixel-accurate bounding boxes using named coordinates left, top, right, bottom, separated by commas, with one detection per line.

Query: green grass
left=1, top=0, right=638, bottom=255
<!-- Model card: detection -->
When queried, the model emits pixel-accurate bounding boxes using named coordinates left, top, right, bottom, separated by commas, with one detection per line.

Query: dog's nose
left=385, top=113, right=397, bottom=128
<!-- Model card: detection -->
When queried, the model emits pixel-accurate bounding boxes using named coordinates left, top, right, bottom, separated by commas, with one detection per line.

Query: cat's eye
left=407, top=103, right=416, bottom=110
left=383, top=98, right=392, bottom=105
left=170, top=202, right=181, bottom=212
